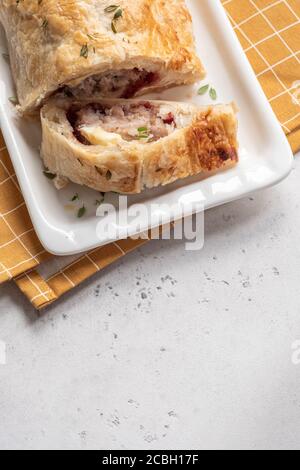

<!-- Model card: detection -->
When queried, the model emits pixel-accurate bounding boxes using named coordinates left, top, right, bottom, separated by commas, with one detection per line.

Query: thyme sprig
left=104, top=5, right=123, bottom=34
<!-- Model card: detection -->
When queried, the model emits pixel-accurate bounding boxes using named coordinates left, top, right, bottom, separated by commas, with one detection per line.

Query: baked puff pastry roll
left=40, top=97, right=239, bottom=194
left=0, top=0, right=205, bottom=113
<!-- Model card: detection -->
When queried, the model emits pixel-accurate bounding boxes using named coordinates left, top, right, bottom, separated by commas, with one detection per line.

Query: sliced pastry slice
left=0, top=0, right=204, bottom=113
left=40, top=97, right=239, bottom=194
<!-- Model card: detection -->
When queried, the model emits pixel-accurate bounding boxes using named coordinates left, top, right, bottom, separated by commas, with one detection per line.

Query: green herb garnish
left=104, top=5, right=120, bottom=13
left=43, top=170, right=56, bottom=180
left=80, top=44, right=89, bottom=59
left=71, top=193, right=79, bottom=202
left=111, top=21, right=118, bottom=34
left=197, top=84, right=218, bottom=101
left=113, top=8, right=123, bottom=19
left=209, top=87, right=217, bottom=101
left=77, top=206, right=86, bottom=218
left=9, top=96, right=18, bottom=105
left=105, top=6, right=123, bottom=34
left=198, top=84, right=209, bottom=95
left=137, top=127, right=150, bottom=140
left=87, top=33, right=97, bottom=41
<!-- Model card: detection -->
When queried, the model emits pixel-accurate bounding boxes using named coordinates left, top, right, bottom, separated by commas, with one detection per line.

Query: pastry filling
left=67, top=101, right=179, bottom=145
left=65, top=69, right=159, bottom=100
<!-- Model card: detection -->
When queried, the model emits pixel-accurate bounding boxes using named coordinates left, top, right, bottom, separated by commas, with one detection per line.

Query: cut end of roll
left=40, top=97, right=238, bottom=194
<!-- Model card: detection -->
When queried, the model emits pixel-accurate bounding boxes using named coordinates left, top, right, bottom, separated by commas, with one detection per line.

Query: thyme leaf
left=77, top=206, right=86, bottom=218
left=80, top=44, right=89, bottom=59
left=198, top=84, right=209, bottom=95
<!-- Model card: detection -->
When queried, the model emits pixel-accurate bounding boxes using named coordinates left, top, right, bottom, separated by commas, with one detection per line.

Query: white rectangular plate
left=0, top=0, right=293, bottom=256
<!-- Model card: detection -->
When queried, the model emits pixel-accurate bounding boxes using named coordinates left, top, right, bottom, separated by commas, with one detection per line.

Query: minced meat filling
left=67, top=102, right=177, bottom=144
left=65, top=69, right=159, bottom=100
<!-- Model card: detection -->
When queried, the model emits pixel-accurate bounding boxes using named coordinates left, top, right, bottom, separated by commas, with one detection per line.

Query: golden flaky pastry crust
left=0, top=0, right=205, bottom=113
left=41, top=98, right=238, bottom=194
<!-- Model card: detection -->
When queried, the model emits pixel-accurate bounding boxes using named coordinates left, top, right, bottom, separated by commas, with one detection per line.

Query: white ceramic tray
left=0, top=0, right=293, bottom=255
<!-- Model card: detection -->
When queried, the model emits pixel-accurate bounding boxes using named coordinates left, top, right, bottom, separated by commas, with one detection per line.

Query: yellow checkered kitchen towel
left=1, top=0, right=300, bottom=309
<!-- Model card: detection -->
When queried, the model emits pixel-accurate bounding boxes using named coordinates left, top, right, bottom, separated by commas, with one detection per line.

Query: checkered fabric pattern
left=1, top=0, right=300, bottom=309
left=224, top=0, right=300, bottom=152
left=0, top=132, right=51, bottom=284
